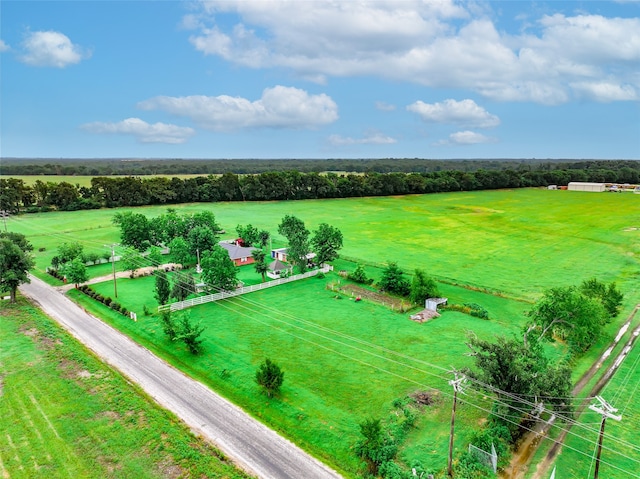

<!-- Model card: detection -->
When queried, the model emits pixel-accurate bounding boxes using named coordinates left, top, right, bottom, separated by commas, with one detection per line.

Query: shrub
left=465, top=303, right=489, bottom=319
left=349, top=264, right=373, bottom=285
left=255, top=358, right=284, bottom=398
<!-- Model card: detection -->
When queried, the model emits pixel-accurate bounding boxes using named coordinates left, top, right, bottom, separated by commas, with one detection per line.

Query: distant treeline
left=2, top=161, right=639, bottom=214
left=1, top=157, right=638, bottom=175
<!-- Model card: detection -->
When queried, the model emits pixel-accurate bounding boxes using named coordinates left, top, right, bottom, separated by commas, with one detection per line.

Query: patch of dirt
left=328, top=282, right=411, bottom=311
left=96, top=410, right=121, bottom=422
left=58, top=358, right=83, bottom=379
left=20, top=327, right=39, bottom=337
left=410, top=390, right=441, bottom=407
left=77, top=370, right=93, bottom=379
left=156, top=457, right=185, bottom=479
left=19, top=325, right=62, bottom=350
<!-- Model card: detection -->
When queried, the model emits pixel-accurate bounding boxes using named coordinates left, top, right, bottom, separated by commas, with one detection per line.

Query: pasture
left=10, top=188, right=640, bottom=302
left=6, top=188, right=640, bottom=476
left=0, top=298, right=250, bottom=479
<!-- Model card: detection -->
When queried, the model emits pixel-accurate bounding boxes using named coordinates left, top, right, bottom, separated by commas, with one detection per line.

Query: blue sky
left=1, top=0, right=639, bottom=160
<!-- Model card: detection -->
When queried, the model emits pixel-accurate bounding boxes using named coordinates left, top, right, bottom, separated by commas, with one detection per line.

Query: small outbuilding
left=266, top=259, right=293, bottom=279
left=567, top=182, right=606, bottom=192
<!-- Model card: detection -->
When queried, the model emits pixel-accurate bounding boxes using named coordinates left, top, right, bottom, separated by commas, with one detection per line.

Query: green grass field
left=6, top=188, right=640, bottom=477
left=0, top=298, right=250, bottom=479
left=81, top=271, right=522, bottom=476
left=10, top=188, right=640, bottom=301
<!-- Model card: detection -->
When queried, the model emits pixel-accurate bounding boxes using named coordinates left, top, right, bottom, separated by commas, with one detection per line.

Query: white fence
left=158, top=265, right=332, bottom=312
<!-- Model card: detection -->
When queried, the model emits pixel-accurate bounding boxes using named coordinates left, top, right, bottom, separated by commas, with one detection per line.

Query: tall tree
left=236, top=224, right=260, bottom=246
left=0, top=232, right=34, bottom=254
left=168, top=236, right=192, bottom=266
left=154, top=271, right=171, bottom=305
left=252, top=249, right=269, bottom=282
left=378, top=262, right=410, bottom=297
left=579, top=277, right=624, bottom=318
left=0, top=237, right=35, bottom=303
left=62, top=257, right=88, bottom=288
left=409, top=269, right=440, bottom=305
left=526, top=286, right=609, bottom=354
left=201, top=245, right=238, bottom=291
left=175, top=312, right=205, bottom=354
left=57, top=241, right=84, bottom=264
left=278, top=215, right=310, bottom=273
left=112, top=211, right=150, bottom=250
left=171, top=274, right=196, bottom=302
left=466, top=335, right=572, bottom=440
left=255, top=358, right=284, bottom=398
left=311, top=223, right=343, bottom=266
left=187, top=225, right=218, bottom=257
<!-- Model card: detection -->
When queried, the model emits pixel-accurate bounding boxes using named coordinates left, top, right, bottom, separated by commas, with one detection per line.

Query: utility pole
left=589, top=396, right=622, bottom=479
left=447, top=373, right=466, bottom=478
left=105, top=243, right=119, bottom=298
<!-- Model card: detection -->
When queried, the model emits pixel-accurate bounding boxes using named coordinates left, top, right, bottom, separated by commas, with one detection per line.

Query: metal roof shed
left=567, top=182, right=606, bottom=192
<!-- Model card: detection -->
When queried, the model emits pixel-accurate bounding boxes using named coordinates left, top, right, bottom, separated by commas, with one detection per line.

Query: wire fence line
left=158, top=265, right=333, bottom=313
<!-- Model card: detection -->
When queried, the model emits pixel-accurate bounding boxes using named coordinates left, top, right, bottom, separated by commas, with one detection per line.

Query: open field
left=0, top=297, right=250, bottom=479
left=9, top=188, right=640, bottom=301
left=6, top=188, right=640, bottom=476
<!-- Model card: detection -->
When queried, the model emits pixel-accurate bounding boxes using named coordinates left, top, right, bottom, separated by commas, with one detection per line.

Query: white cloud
left=375, top=101, right=396, bottom=111
left=407, top=99, right=500, bottom=128
left=138, top=86, right=338, bottom=131
left=81, top=118, right=195, bottom=144
left=0, top=40, right=10, bottom=52
left=438, top=130, right=496, bottom=146
left=328, top=132, right=397, bottom=146
left=186, top=2, right=640, bottom=104
left=20, top=30, right=90, bottom=68
left=570, top=81, right=638, bottom=102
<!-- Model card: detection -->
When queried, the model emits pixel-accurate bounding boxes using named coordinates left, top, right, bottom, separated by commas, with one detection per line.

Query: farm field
left=6, top=187, right=640, bottom=477
left=0, top=298, right=250, bottom=479
left=10, top=188, right=640, bottom=301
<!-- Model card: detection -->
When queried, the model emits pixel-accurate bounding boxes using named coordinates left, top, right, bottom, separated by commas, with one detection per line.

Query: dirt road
left=20, top=275, right=343, bottom=479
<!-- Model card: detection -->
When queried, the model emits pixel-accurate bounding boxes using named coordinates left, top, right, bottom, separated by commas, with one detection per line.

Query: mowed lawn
left=80, top=271, right=535, bottom=475
left=0, top=298, right=251, bottom=479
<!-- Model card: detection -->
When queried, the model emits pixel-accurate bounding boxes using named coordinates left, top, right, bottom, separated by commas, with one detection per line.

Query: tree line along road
left=19, top=275, right=343, bottom=479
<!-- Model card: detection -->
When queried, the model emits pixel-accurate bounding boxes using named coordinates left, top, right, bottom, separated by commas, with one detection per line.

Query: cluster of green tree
left=3, top=160, right=640, bottom=214
left=3, top=158, right=639, bottom=176
left=355, top=397, right=426, bottom=478
left=0, top=232, right=35, bottom=303
left=352, top=262, right=440, bottom=307
left=459, top=277, right=625, bottom=475
left=525, top=278, right=624, bottom=354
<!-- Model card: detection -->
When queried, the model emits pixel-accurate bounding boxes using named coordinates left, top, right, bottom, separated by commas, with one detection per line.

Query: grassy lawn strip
left=0, top=296, right=252, bottom=479
left=75, top=270, right=533, bottom=476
